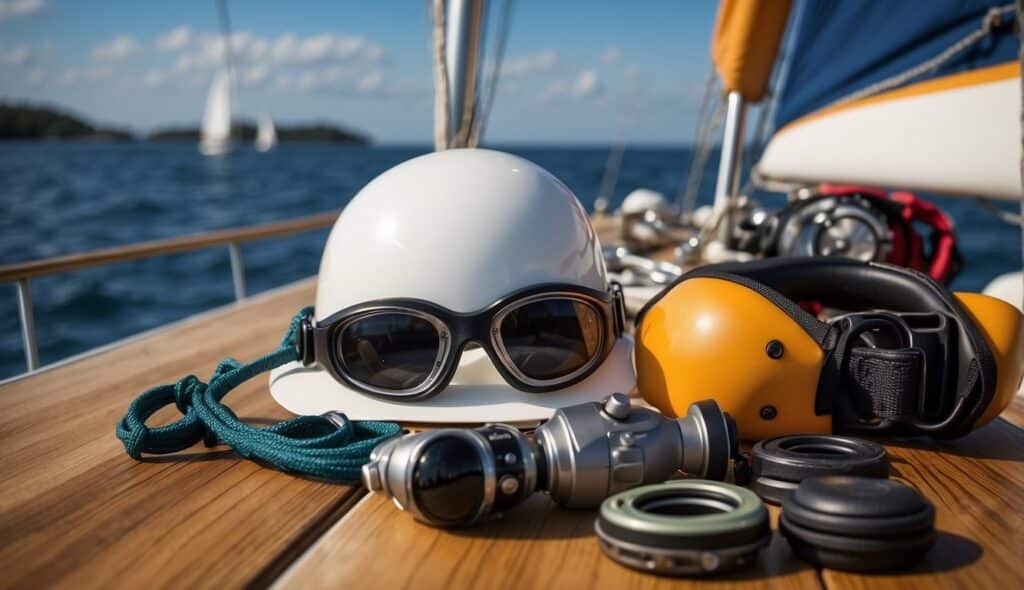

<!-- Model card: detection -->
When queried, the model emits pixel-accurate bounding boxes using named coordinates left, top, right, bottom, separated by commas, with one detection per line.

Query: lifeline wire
left=116, top=308, right=402, bottom=482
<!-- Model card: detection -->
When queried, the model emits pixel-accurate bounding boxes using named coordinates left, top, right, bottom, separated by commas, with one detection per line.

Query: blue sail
left=774, top=0, right=1018, bottom=130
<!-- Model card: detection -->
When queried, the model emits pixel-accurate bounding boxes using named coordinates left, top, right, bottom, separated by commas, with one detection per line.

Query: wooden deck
left=2, top=224, right=1024, bottom=588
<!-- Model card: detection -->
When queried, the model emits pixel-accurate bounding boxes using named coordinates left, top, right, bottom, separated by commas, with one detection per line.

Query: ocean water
left=1, top=141, right=1021, bottom=379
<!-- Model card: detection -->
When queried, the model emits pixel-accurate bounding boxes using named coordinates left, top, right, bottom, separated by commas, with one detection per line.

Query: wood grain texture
left=273, top=491, right=822, bottom=590
left=0, top=279, right=357, bottom=590
left=271, top=414, right=1024, bottom=590
left=819, top=417, right=1024, bottom=589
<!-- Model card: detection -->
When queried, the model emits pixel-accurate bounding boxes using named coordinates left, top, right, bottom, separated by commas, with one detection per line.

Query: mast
left=434, top=0, right=486, bottom=150
left=712, top=92, right=746, bottom=245
left=709, top=0, right=792, bottom=246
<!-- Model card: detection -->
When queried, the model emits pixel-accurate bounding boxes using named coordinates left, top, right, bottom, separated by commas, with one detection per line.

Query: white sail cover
left=757, top=1, right=1020, bottom=200
left=200, top=71, right=232, bottom=155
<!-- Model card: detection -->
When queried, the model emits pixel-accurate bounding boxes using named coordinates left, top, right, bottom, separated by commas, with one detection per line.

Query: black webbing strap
left=845, top=347, right=923, bottom=420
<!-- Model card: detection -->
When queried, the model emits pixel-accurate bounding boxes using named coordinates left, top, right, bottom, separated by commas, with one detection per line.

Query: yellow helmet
left=635, top=259, right=1023, bottom=440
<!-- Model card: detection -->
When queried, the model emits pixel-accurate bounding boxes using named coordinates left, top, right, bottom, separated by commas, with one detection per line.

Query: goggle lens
left=337, top=313, right=441, bottom=391
left=499, top=298, right=602, bottom=381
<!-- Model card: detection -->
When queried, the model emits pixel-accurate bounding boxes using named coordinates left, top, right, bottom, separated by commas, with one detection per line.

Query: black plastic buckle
left=825, top=311, right=959, bottom=434
left=297, top=314, right=317, bottom=367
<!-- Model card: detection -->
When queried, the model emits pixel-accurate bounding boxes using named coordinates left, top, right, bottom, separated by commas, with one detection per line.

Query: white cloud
left=0, top=44, right=32, bottom=65
left=570, top=69, right=601, bottom=99
left=600, top=46, right=622, bottom=65
left=168, top=31, right=386, bottom=74
left=540, top=79, right=567, bottom=102
left=539, top=69, right=604, bottom=103
left=142, top=69, right=166, bottom=88
left=92, top=35, right=142, bottom=61
left=242, top=64, right=270, bottom=86
left=503, top=50, right=559, bottom=77
left=357, top=70, right=382, bottom=93
left=156, top=26, right=192, bottom=51
left=270, top=66, right=421, bottom=100
left=0, top=0, right=44, bottom=22
left=58, top=64, right=113, bottom=86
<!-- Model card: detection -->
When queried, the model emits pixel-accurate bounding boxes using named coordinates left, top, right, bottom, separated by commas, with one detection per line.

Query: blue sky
left=0, top=0, right=720, bottom=143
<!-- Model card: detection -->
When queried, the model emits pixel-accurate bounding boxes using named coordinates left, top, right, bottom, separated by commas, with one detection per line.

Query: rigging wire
left=462, top=0, right=490, bottom=147
left=977, top=197, right=1024, bottom=225
left=737, top=99, right=771, bottom=198
left=471, top=0, right=515, bottom=146
left=594, top=67, right=642, bottom=214
left=679, top=90, right=725, bottom=219
left=739, top=40, right=788, bottom=198
left=676, top=65, right=719, bottom=215
left=828, top=4, right=1016, bottom=108
left=594, top=139, right=626, bottom=215
left=432, top=0, right=451, bottom=150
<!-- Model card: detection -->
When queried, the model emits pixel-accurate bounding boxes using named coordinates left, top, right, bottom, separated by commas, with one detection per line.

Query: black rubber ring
left=751, top=435, right=888, bottom=503
left=780, top=514, right=936, bottom=572
left=779, top=476, right=936, bottom=572
left=694, top=400, right=731, bottom=481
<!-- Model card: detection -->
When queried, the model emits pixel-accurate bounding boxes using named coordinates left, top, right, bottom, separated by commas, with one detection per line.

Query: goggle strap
left=116, top=307, right=402, bottom=482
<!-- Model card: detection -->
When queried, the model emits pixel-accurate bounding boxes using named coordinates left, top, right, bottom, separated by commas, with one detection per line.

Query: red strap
left=816, top=185, right=957, bottom=283
left=890, top=191, right=957, bottom=282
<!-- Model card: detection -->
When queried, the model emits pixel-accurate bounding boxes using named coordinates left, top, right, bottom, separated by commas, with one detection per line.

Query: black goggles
left=296, top=283, right=625, bottom=400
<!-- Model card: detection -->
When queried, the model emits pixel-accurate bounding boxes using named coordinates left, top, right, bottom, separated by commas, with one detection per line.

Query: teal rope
left=116, top=307, right=402, bottom=482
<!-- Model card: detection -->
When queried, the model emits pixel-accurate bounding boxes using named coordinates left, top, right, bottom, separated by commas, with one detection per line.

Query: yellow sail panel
left=711, top=0, right=792, bottom=102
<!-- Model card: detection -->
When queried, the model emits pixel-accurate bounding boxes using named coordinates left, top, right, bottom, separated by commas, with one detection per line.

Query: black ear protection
left=689, top=258, right=997, bottom=438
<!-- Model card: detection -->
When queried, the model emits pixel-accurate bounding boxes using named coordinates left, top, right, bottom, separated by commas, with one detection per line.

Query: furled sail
left=199, top=70, right=233, bottom=156
left=757, top=1, right=1020, bottom=199
left=711, top=0, right=792, bottom=102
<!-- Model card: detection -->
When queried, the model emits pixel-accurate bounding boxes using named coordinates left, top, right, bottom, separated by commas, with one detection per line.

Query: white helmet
left=270, top=149, right=635, bottom=423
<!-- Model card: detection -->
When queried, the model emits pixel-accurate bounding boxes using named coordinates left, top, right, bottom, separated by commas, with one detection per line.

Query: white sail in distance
left=255, top=113, right=277, bottom=152
left=199, top=70, right=233, bottom=156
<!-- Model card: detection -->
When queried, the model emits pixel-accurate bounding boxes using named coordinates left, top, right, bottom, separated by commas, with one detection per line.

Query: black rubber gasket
left=779, top=476, right=936, bottom=572
left=751, top=435, right=888, bottom=504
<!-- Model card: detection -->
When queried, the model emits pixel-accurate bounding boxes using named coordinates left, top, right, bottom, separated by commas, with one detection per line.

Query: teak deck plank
left=271, top=414, right=1024, bottom=590
left=820, top=415, right=1024, bottom=588
left=0, top=279, right=346, bottom=590
left=273, top=490, right=822, bottom=590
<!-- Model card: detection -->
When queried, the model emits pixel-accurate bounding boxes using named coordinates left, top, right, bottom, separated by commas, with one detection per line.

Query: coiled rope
left=116, top=307, right=402, bottom=482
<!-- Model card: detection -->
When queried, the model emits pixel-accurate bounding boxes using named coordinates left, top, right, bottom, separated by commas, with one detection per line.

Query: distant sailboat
left=199, top=70, right=233, bottom=156
left=255, top=113, right=277, bottom=152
